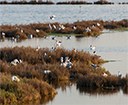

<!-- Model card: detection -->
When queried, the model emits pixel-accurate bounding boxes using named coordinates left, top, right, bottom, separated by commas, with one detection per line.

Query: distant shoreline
left=0, top=0, right=128, bottom=5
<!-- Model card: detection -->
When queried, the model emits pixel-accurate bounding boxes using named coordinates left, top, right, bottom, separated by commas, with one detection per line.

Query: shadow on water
left=76, top=84, right=128, bottom=96
left=40, top=80, right=128, bottom=105
left=55, top=81, right=128, bottom=96
left=77, top=86, right=120, bottom=95
left=41, top=82, right=128, bottom=105
left=122, top=86, right=128, bottom=95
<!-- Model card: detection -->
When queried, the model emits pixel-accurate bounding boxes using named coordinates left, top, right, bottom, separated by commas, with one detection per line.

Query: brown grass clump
left=0, top=73, right=56, bottom=105
left=0, top=89, right=18, bottom=105
left=0, top=73, right=41, bottom=105
left=77, top=74, right=128, bottom=90
left=103, top=19, right=128, bottom=30
left=23, top=78, right=57, bottom=97
left=0, top=47, right=105, bottom=81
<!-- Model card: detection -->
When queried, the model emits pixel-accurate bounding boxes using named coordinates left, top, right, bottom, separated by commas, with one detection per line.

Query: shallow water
left=0, top=4, right=128, bottom=25
left=0, top=31, right=128, bottom=105
left=0, top=31, right=128, bottom=75
left=0, top=2, right=128, bottom=105
left=47, top=84, right=128, bottom=105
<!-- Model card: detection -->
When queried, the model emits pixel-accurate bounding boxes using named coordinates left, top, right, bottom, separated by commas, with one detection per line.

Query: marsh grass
left=77, top=74, right=128, bottom=90
left=0, top=73, right=56, bottom=105
left=1, top=20, right=127, bottom=40
left=0, top=47, right=105, bottom=83
left=0, top=47, right=127, bottom=104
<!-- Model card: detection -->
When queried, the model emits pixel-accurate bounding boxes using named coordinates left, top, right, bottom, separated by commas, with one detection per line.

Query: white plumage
left=50, top=15, right=56, bottom=20
left=97, top=23, right=100, bottom=26
left=43, top=70, right=51, bottom=74
left=12, top=76, right=20, bottom=82
left=90, top=45, right=96, bottom=51
left=55, top=40, right=62, bottom=48
left=36, top=29, right=40, bottom=33
left=60, top=57, right=73, bottom=69
left=11, top=59, right=22, bottom=66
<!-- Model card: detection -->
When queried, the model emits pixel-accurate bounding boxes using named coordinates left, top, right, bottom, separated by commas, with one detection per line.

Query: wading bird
left=11, top=59, right=22, bottom=66
left=60, top=57, right=73, bottom=69
left=90, top=45, right=96, bottom=54
left=28, top=34, right=33, bottom=39
left=43, top=70, right=51, bottom=74
left=118, top=71, right=122, bottom=78
left=36, top=29, right=40, bottom=33
left=50, top=15, right=56, bottom=20
left=55, top=40, right=62, bottom=48
left=66, top=35, right=71, bottom=40
left=12, top=76, right=20, bottom=82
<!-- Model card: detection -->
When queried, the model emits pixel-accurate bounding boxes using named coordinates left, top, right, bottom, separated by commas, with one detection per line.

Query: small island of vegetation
left=0, top=47, right=128, bottom=104
left=0, top=19, right=128, bottom=41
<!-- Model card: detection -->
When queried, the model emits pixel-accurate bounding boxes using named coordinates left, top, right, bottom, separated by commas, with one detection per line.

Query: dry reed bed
left=0, top=47, right=128, bottom=104
left=0, top=73, right=56, bottom=105
left=0, top=47, right=105, bottom=80
left=0, top=19, right=127, bottom=41
left=77, top=74, right=128, bottom=89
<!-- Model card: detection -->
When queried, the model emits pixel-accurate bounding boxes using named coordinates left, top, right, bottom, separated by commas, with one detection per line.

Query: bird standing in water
left=90, top=45, right=96, bottom=54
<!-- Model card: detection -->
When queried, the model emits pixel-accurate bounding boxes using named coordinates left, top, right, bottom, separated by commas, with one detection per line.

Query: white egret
left=43, top=70, right=51, bottom=74
left=85, top=27, right=91, bottom=32
left=118, top=71, right=122, bottom=78
left=97, top=23, right=100, bottom=26
left=11, top=59, right=22, bottom=66
left=36, top=29, right=40, bottom=33
left=55, top=40, right=62, bottom=48
left=61, top=57, right=73, bottom=69
left=12, top=76, right=20, bottom=82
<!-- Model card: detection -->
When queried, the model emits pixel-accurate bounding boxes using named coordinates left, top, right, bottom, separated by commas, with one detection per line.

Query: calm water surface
left=0, top=3, right=128, bottom=105
left=0, top=30, right=128, bottom=105
left=0, top=31, right=128, bottom=76
left=0, top=5, right=128, bottom=25
left=47, top=84, right=128, bottom=105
